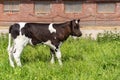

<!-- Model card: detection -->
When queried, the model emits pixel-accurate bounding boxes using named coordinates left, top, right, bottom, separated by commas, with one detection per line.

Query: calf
left=7, top=19, right=82, bottom=67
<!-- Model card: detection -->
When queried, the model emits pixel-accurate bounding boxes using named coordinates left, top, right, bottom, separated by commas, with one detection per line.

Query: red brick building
left=0, top=0, right=120, bottom=26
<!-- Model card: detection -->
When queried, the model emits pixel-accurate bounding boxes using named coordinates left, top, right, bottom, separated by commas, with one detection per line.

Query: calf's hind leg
left=8, top=45, right=15, bottom=67
left=13, top=45, right=23, bottom=67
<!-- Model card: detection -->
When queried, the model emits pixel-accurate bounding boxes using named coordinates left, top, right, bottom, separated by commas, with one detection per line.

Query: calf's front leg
left=50, top=48, right=55, bottom=64
left=55, top=48, right=62, bottom=65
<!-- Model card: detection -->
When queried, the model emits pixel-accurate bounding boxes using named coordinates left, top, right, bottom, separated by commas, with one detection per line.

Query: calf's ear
left=77, top=19, right=80, bottom=23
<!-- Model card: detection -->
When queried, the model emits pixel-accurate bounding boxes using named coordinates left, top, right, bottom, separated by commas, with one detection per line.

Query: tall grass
left=0, top=32, right=120, bottom=80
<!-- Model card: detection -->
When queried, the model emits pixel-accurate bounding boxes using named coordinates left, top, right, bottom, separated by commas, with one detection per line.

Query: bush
left=97, top=30, right=120, bottom=42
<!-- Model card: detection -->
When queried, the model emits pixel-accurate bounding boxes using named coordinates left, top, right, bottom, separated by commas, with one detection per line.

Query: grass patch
left=0, top=33, right=120, bottom=80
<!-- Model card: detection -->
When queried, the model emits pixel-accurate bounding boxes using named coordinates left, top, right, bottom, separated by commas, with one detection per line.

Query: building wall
left=0, top=0, right=120, bottom=26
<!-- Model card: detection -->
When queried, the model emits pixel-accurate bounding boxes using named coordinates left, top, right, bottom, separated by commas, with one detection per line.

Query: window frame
left=64, top=1, right=83, bottom=13
left=3, top=1, right=20, bottom=13
left=34, top=1, right=51, bottom=15
left=96, top=2, right=116, bottom=14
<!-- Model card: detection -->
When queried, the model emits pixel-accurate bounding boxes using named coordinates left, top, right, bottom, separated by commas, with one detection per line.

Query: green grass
left=0, top=33, right=120, bottom=80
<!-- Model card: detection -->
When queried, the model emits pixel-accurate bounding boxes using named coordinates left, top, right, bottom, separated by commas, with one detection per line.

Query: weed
left=97, top=30, right=120, bottom=42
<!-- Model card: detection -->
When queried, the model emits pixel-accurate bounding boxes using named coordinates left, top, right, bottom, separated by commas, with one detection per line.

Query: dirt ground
left=0, top=26, right=8, bottom=34
left=81, top=26, right=120, bottom=39
left=81, top=26, right=120, bottom=30
left=0, top=26, right=120, bottom=39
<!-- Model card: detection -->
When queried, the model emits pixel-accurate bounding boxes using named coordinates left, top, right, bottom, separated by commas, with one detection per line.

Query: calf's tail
left=7, top=33, right=11, bottom=52
left=7, top=25, right=13, bottom=52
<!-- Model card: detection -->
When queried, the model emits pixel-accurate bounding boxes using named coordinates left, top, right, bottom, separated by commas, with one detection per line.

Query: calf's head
left=70, top=19, right=82, bottom=37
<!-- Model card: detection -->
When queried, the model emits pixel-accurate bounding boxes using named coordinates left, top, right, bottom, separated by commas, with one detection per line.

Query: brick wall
left=0, top=0, right=120, bottom=26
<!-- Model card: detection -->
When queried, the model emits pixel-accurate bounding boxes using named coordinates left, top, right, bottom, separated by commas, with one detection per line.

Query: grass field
left=0, top=32, right=120, bottom=80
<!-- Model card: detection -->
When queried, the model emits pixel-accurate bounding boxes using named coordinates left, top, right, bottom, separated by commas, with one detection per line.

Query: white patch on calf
left=28, top=39, right=33, bottom=45
left=54, top=37, right=56, bottom=39
left=48, top=23, right=56, bottom=33
left=14, top=35, right=29, bottom=47
left=43, top=40, right=56, bottom=49
left=75, top=20, right=78, bottom=24
left=18, top=22, right=26, bottom=35
left=18, top=22, right=26, bottom=30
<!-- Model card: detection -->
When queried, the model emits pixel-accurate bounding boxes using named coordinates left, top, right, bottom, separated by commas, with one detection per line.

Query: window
left=97, top=3, right=116, bottom=13
left=35, top=1, right=50, bottom=14
left=4, top=1, right=20, bottom=13
left=65, top=1, right=82, bottom=13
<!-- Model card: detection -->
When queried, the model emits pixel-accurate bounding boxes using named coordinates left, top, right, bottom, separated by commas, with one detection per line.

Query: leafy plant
left=97, top=30, right=120, bottom=42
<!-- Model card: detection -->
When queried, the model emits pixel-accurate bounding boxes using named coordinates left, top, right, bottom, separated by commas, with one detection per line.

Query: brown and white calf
left=7, top=19, right=82, bottom=67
